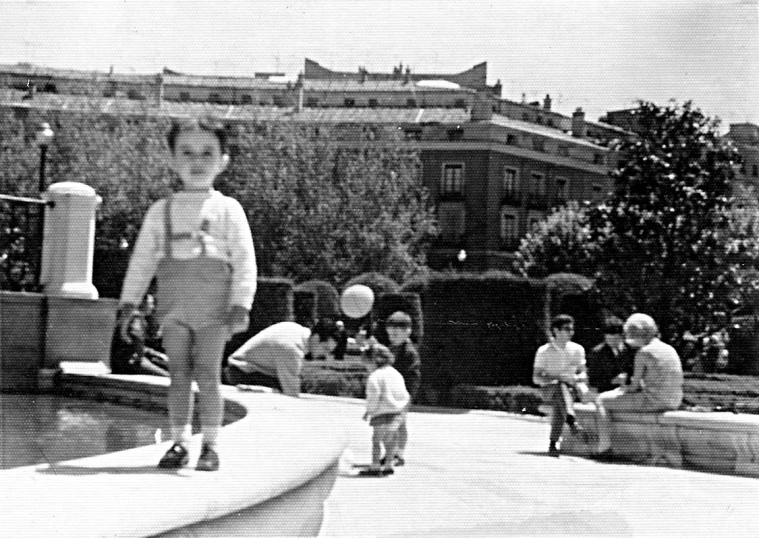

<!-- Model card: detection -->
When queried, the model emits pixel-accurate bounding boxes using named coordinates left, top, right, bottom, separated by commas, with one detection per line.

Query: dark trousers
left=542, top=382, right=576, bottom=444
left=222, top=364, right=282, bottom=392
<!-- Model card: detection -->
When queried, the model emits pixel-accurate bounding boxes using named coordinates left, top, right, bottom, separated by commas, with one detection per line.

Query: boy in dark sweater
left=385, top=311, right=421, bottom=466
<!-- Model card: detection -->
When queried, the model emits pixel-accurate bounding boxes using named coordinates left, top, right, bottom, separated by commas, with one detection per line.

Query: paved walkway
left=315, top=399, right=759, bottom=537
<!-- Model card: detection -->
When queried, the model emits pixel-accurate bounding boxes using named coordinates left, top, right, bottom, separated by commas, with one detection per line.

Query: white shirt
left=120, top=190, right=257, bottom=309
left=365, top=366, right=410, bottom=418
left=533, top=340, right=586, bottom=385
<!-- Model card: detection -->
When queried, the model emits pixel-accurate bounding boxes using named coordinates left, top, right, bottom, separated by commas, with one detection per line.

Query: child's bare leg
left=382, top=427, right=400, bottom=471
left=396, top=415, right=408, bottom=458
left=162, top=323, right=194, bottom=446
left=371, top=425, right=387, bottom=470
left=192, top=325, right=228, bottom=449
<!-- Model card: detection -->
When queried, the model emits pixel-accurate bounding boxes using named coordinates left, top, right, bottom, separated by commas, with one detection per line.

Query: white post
left=40, top=182, right=102, bottom=300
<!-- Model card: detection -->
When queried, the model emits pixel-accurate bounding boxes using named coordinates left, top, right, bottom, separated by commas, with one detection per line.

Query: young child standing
left=118, top=117, right=256, bottom=471
left=360, top=344, right=410, bottom=477
left=385, top=311, right=420, bottom=466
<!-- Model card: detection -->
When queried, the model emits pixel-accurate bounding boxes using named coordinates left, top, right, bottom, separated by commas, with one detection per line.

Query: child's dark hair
left=167, top=116, right=229, bottom=154
left=312, top=318, right=344, bottom=344
left=550, top=314, right=575, bottom=332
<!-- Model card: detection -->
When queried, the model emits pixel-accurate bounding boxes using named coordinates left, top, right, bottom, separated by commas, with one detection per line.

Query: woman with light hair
left=595, top=313, right=684, bottom=455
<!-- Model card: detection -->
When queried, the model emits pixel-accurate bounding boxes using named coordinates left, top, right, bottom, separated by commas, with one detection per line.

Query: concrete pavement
left=314, top=399, right=759, bottom=537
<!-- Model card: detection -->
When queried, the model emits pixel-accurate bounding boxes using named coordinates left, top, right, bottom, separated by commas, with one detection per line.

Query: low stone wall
left=563, top=403, right=759, bottom=478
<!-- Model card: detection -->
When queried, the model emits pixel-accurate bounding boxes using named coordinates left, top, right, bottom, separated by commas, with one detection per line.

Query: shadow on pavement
left=36, top=464, right=179, bottom=476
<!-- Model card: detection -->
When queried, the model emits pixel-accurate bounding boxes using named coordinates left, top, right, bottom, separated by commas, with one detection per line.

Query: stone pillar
left=40, top=182, right=102, bottom=300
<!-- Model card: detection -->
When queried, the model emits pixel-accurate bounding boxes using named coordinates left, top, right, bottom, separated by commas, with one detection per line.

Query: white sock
left=172, top=424, right=192, bottom=447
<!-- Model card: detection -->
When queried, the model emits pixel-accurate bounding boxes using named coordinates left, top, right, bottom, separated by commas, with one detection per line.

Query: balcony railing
left=0, top=194, right=49, bottom=292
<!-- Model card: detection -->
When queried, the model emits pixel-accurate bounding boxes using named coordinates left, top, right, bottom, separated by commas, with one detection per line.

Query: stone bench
left=562, top=403, right=759, bottom=478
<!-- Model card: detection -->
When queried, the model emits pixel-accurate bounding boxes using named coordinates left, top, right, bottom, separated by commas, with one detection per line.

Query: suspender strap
left=163, top=194, right=173, bottom=259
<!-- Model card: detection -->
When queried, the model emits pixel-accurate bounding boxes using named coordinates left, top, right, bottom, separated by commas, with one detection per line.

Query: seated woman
left=595, top=313, right=683, bottom=455
left=110, top=313, right=170, bottom=377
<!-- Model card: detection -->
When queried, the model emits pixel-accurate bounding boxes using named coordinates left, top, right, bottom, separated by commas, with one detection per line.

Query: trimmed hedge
left=293, top=289, right=317, bottom=328
left=224, top=277, right=294, bottom=360
left=449, top=384, right=544, bottom=415
left=301, top=361, right=369, bottom=398
left=295, top=280, right=341, bottom=321
left=401, top=271, right=550, bottom=405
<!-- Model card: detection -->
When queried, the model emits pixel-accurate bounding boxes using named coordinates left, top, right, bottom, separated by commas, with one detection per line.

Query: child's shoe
left=196, top=444, right=220, bottom=472
left=158, top=443, right=189, bottom=469
left=380, top=466, right=395, bottom=476
left=393, top=455, right=405, bottom=467
left=358, top=467, right=385, bottom=477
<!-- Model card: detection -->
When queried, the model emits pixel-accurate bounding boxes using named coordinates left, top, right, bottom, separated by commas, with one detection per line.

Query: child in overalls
left=118, top=117, right=256, bottom=471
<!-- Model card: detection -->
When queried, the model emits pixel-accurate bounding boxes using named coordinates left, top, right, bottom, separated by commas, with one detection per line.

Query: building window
left=522, top=113, right=530, bottom=121
left=344, top=98, right=356, bottom=107
left=447, top=127, right=464, bottom=141
left=454, top=99, right=467, bottom=108
left=404, top=129, right=422, bottom=141
left=555, top=177, right=570, bottom=201
left=240, top=94, right=253, bottom=104
left=507, top=134, right=518, bottom=146
left=442, top=163, right=464, bottom=195
left=179, top=92, right=190, bottom=102
left=558, top=145, right=570, bottom=157
left=306, top=97, right=319, bottom=107
left=438, top=202, right=465, bottom=242
left=753, top=164, right=758, bottom=177
left=530, top=172, right=546, bottom=196
left=532, top=138, right=545, bottom=152
left=592, top=182, right=604, bottom=195
left=500, top=208, right=519, bottom=247
left=503, top=167, right=520, bottom=196
left=547, top=119, right=555, bottom=127
left=368, top=98, right=378, bottom=108
left=593, top=153, right=605, bottom=165
left=406, top=98, right=417, bottom=108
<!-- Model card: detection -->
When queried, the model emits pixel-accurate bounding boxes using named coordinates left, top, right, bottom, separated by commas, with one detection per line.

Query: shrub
left=449, top=385, right=544, bottom=415
left=224, top=277, right=294, bottom=359
left=344, top=272, right=400, bottom=297
left=293, top=289, right=317, bottom=328
left=295, top=280, right=341, bottom=321
left=301, top=362, right=368, bottom=398
left=411, top=271, right=550, bottom=405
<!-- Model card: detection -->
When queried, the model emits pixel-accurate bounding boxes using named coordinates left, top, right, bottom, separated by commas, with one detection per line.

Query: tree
left=218, top=122, right=437, bottom=286
left=513, top=101, right=754, bottom=341
left=513, top=201, right=599, bottom=278
left=589, top=101, right=747, bottom=339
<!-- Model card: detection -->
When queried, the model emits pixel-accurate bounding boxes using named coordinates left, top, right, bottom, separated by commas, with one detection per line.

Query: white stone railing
left=563, top=403, right=759, bottom=478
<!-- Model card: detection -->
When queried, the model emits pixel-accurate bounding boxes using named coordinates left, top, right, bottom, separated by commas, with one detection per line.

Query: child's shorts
left=370, top=412, right=404, bottom=430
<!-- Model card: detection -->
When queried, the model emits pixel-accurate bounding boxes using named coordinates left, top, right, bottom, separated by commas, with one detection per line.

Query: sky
left=0, top=0, right=757, bottom=128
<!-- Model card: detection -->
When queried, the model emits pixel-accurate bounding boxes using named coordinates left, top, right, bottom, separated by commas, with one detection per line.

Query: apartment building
left=0, top=59, right=630, bottom=271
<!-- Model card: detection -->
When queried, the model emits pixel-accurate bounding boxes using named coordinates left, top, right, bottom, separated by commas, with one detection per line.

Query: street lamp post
left=36, top=123, right=54, bottom=193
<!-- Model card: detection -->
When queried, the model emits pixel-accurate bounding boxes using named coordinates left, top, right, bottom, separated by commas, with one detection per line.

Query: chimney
left=359, top=66, right=367, bottom=83
left=543, top=94, right=552, bottom=111
left=295, top=72, right=304, bottom=113
left=572, top=107, right=586, bottom=138
left=471, top=92, right=493, bottom=122
left=404, top=66, right=412, bottom=84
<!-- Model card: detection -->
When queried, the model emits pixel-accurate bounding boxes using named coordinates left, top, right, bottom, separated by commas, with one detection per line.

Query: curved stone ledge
left=0, top=373, right=351, bottom=537
left=563, top=403, right=759, bottom=478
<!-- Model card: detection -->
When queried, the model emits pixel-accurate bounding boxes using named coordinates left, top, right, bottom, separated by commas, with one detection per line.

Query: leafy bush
left=449, top=385, right=544, bottom=415
left=294, top=280, right=340, bottom=321
left=301, top=361, right=368, bottom=398
left=344, top=272, right=400, bottom=297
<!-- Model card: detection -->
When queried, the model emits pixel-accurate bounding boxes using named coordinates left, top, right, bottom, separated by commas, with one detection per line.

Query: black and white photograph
left=0, top=1, right=758, bottom=536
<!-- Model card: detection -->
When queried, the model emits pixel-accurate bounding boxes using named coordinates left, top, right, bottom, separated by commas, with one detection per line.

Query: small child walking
left=360, top=344, right=410, bottom=477
left=118, top=116, right=256, bottom=471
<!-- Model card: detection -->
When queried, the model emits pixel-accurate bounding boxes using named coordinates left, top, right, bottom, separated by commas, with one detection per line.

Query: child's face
left=386, top=325, right=412, bottom=346
left=170, top=129, right=229, bottom=190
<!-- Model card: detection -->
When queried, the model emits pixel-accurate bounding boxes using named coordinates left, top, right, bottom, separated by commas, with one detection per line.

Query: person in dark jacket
left=384, top=311, right=421, bottom=466
left=586, top=316, right=635, bottom=393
